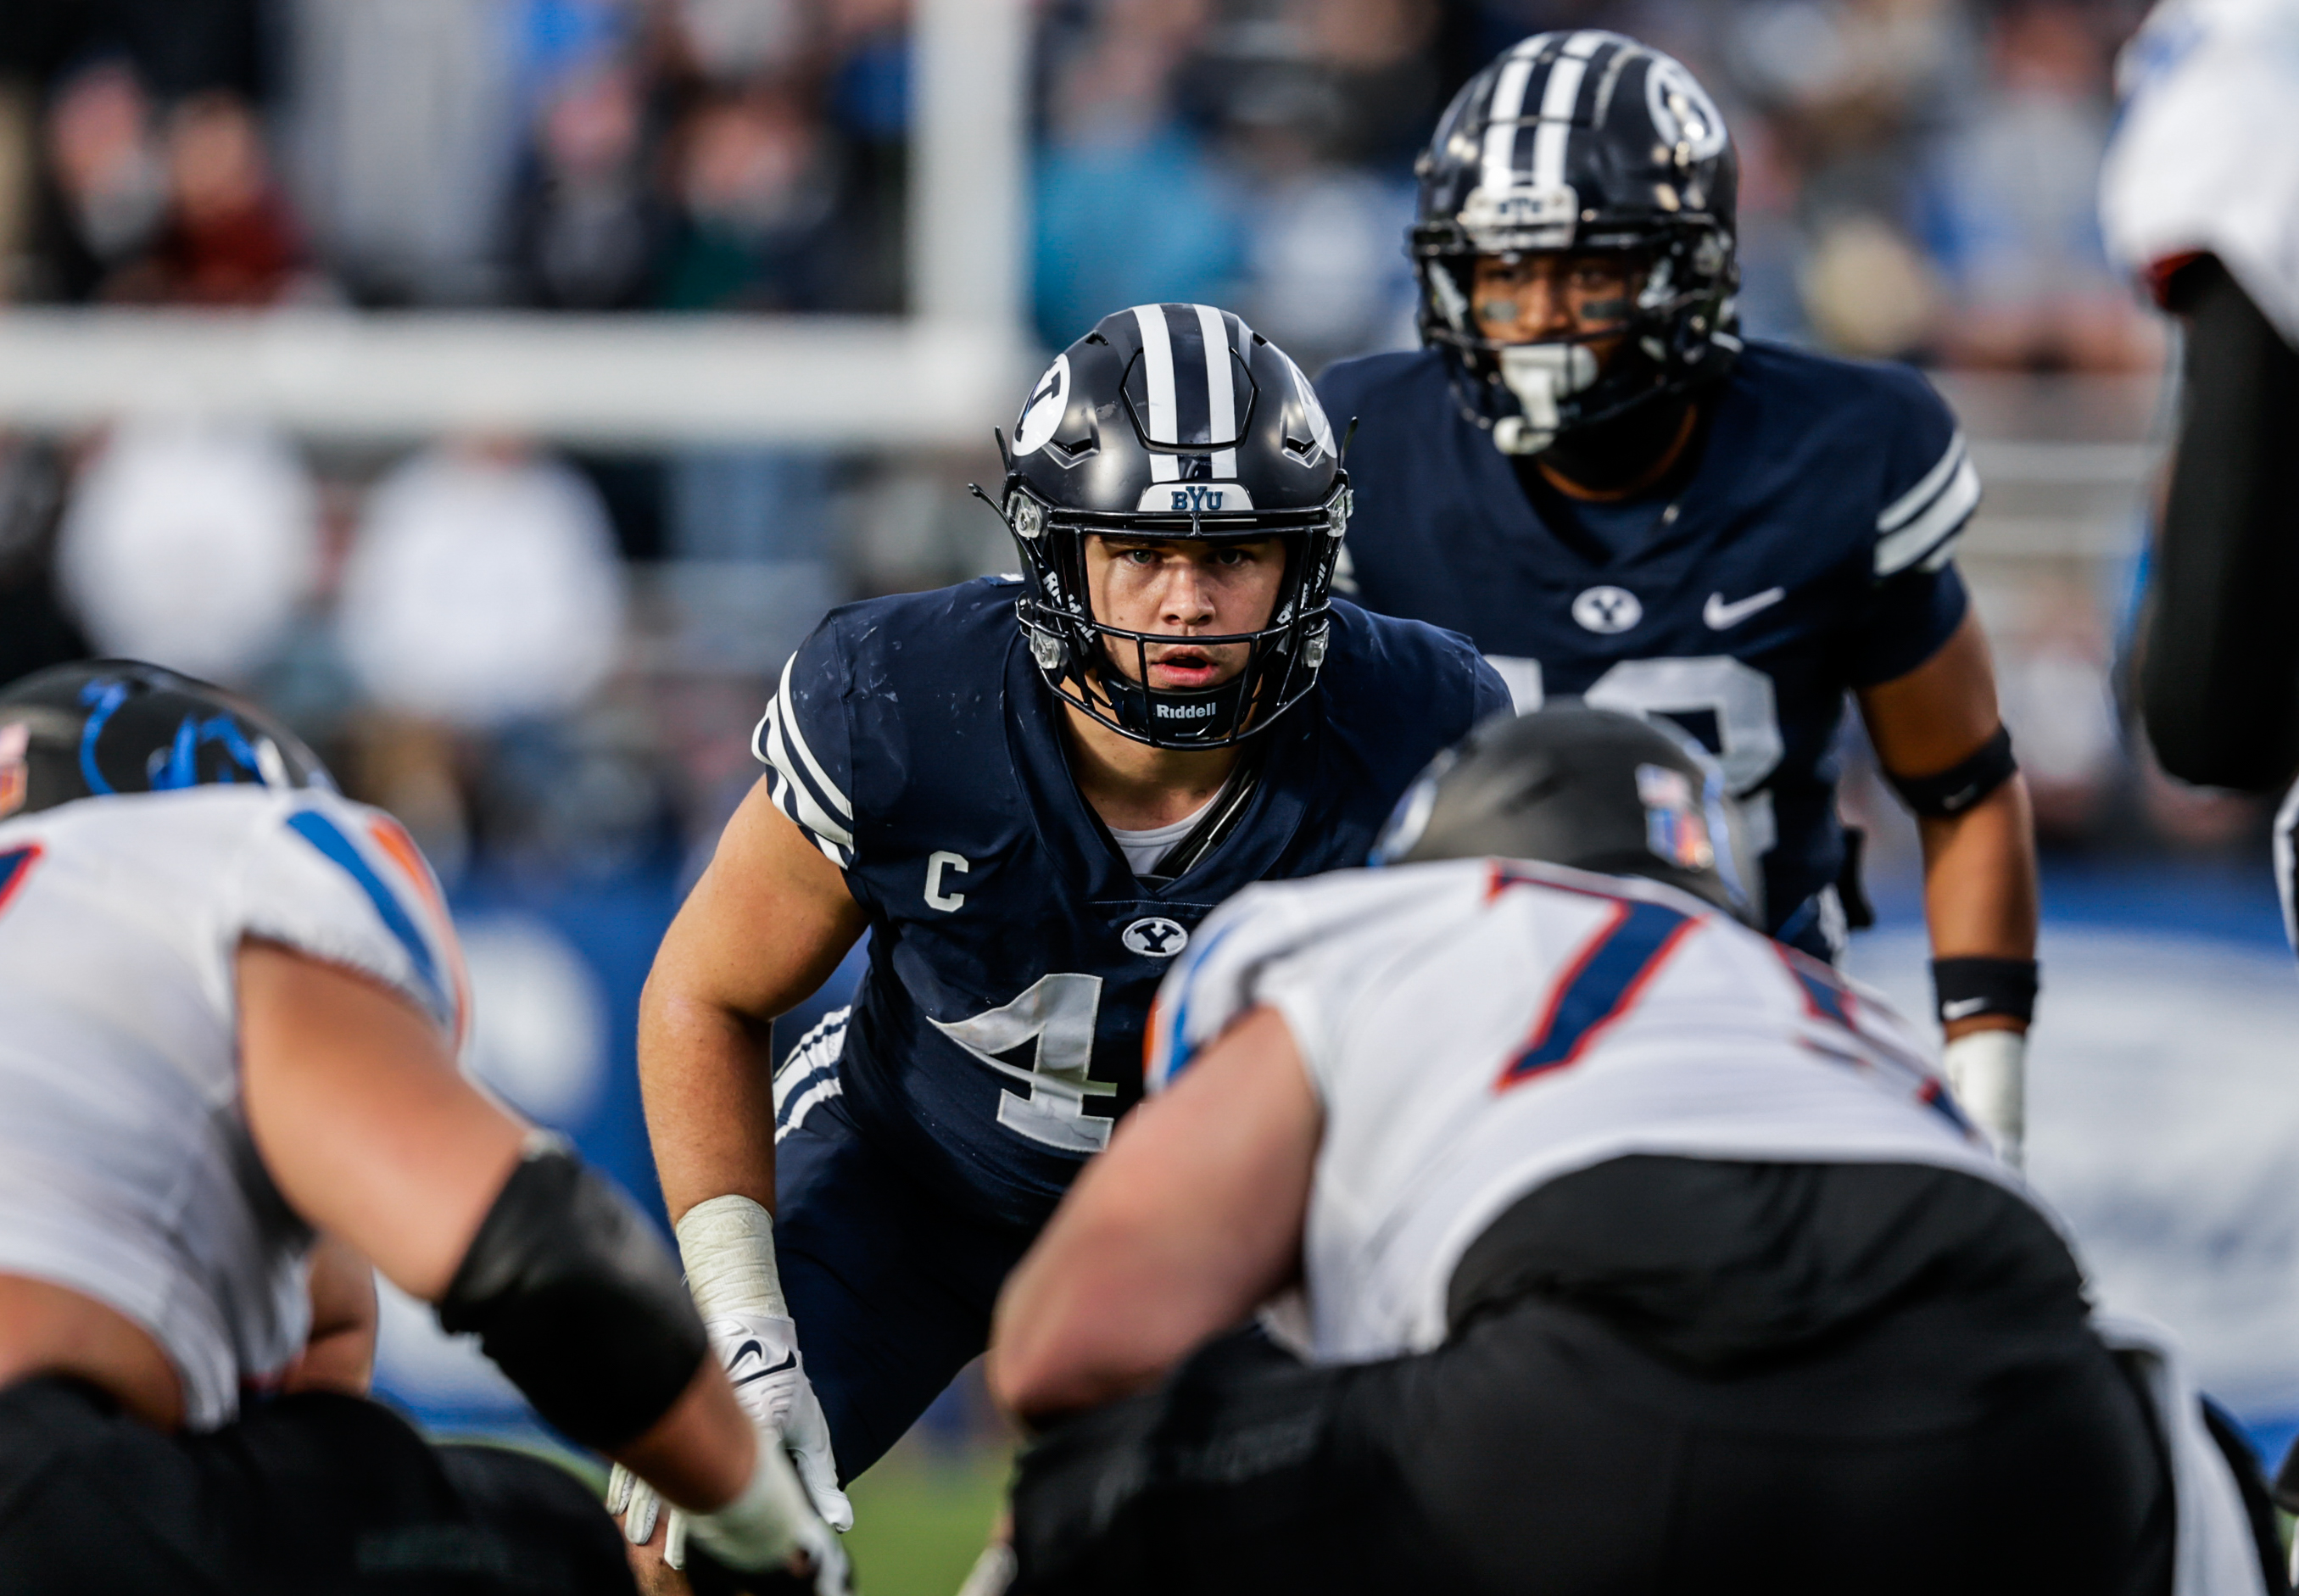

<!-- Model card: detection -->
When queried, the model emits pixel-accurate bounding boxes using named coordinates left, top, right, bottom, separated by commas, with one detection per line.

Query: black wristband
left=1931, top=957, right=2038, bottom=1028
left=1885, top=725, right=2017, bottom=818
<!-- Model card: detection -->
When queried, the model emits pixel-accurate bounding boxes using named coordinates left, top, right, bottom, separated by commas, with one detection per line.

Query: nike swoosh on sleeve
left=1703, top=588, right=1787, bottom=628
left=1942, top=997, right=1989, bottom=1019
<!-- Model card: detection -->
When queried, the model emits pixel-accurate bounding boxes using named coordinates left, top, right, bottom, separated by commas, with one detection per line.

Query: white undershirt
left=1107, top=790, right=1221, bottom=876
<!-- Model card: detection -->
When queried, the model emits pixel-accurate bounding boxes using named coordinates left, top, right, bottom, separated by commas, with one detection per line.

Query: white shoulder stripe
left=771, top=652, right=852, bottom=820
left=763, top=766, right=854, bottom=868
left=761, top=700, right=856, bottom=850
left=1878, top=432, right=1969, bottom=533
left=1875, top=457, right=1981, bottom=576
left=1195, top=302, right=1239, bottom=479
left=1132, top=304, right=1180, bottom=483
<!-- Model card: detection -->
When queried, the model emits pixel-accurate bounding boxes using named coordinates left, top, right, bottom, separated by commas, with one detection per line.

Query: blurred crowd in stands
left=0, top=0, right=2242, bottom=893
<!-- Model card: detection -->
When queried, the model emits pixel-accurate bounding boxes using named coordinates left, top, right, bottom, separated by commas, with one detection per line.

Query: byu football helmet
left=1372, top=702, right=1760, bottom=924
left=1412, top=31, right=1741, bottom=454
left=0, top=660, right=332, bottom=820
left=987, top=304, right=1351, bottom=750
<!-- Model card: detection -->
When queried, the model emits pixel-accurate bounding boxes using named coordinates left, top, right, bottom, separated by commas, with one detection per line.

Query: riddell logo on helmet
left=1155, top=701, right=1216, bottom=720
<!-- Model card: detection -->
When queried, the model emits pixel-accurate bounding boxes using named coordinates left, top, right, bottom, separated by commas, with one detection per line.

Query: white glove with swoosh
left=610, top=1195, right=851, bottom=1568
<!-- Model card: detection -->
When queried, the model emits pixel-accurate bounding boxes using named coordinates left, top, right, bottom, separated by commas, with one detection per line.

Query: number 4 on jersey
left=0, top=845, right=40, bottom=917
left=931, top=973, right=1116, bottom=1153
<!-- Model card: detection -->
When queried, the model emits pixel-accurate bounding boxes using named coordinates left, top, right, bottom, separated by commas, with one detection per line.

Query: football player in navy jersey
left=1317, top=31, right=2041, bottom=1161
left=616, top=304, right=1510, bottom=1556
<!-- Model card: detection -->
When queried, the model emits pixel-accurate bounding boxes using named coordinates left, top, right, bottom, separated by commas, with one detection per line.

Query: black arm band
left=1884, top=724, right=2017, bottom=818
left=438, top=1144, right=708, bottom=1451
left=1931, top=957, right=2038, bottom=1028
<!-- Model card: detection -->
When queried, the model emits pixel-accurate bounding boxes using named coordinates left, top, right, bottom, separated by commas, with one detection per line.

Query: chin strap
left=1492, top=343, right=1600, bottom=455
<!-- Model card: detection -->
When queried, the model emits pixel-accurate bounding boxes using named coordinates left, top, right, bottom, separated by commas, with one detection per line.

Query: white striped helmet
left=988, top=304, right=1351, bottom=750
left=1412, top=31, right=1740, bottom=451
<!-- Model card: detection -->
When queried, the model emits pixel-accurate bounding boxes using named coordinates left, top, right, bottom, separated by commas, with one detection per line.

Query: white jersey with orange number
left=1147, top=857, right=2012, bottom=1365
left=2101, top=0, right=2299, bottom=343
left=0, top=785, right=465, bottom=1430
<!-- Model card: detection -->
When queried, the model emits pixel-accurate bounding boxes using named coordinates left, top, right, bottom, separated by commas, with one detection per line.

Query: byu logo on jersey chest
left=1122, top=917, right=1190, bottom=957
left=1572, top=586, right=1643, bottom=634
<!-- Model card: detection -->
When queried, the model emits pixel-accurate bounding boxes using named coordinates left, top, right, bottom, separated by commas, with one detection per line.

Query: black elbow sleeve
left=438, top=1144, right=707, bottom=1452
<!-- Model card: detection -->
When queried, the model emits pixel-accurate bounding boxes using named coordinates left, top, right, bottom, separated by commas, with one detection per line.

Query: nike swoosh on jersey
left=1941, top=997, right=1989, bottom=1019
left=733, top=1352, right=799, bottom=1387
left=1703, top=588, right=1787, bottom=628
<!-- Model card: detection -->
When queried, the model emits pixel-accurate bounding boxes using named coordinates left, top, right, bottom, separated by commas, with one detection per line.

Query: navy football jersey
left=1317, top=340, right=1979, bottom=948
left=755, top=577, right=1511, bottom=1225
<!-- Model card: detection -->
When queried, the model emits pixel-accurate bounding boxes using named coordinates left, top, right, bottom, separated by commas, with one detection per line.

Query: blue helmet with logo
left=0, top=660, right=332, bottom=822
left=1412, top=31, right=1741, bottom=455
left=984, top=304, right=1352, bottom=750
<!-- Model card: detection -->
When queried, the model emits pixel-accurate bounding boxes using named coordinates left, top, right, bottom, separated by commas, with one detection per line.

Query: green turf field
left=840, top=1441, right=1013, bottom=1596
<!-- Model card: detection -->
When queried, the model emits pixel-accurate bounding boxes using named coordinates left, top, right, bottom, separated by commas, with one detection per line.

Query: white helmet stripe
left=1532, top=30, right=1610, bottom=191
left=1195, top=303, right=1240, bottom=478
left=1131, top=303, right=1181, bottom=483
left=1481, top=52, right=1538, bottom=195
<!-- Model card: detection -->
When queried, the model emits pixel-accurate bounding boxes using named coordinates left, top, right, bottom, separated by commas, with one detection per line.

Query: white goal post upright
left=0, top=0, right=1034, bottom=449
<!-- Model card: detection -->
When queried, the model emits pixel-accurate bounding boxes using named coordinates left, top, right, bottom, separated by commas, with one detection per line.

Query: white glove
left=610, top=1195, right=851, bottom=1565
left=699, top=1308, right=845, bottom=1527
left=677, top=1195, right=848, bottom=1529
left=1944, top=1029, right=2026, bottom=1169
left=609, top=1437, right=850, bottom=1594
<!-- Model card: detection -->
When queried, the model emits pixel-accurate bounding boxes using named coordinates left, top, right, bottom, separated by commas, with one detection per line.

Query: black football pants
left=0, top=1376, right=633, bottom=1595
left=1009, top=1294, right=2184, bottom=1596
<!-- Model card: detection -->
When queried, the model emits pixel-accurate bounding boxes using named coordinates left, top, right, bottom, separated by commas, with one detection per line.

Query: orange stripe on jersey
left=367, top=816, right=470, bottom=1046
left=367, top=817, right=443, bottom=915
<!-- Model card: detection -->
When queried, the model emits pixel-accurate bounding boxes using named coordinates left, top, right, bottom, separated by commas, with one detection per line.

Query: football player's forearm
left=1916, top=776, right=2038, bottom=1033
left=988, top=1220, right=1236, bottom=1424
left=638, top=978, right=781, bottom=1224
left=282, top=1234, right=378, bottom=1397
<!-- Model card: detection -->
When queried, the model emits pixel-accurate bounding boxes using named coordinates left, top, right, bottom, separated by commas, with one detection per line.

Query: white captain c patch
left=925, top=851, right=970, bottom=912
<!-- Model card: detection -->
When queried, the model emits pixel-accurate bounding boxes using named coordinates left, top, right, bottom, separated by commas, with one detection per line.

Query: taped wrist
left=1885, top=725, right=2017, bottom=818
left=1932, top=957, right=2038, bottom=1028
left=676, top=1195, right=788, bottom=1321
left=439, top=1141, right=708, bottom=1451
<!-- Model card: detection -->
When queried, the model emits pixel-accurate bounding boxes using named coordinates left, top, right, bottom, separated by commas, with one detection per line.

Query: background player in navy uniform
left=1317, top=31, right=2041, bottom=1160
left=616, top=304, right=1511, bottom=1558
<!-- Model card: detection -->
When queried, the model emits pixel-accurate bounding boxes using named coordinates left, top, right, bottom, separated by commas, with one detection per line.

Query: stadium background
left=0, top=0, right=2286, bottom=1588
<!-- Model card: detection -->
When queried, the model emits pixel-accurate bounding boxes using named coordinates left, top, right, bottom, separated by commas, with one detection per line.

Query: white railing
left=0, top=0, right=1033, bottom=449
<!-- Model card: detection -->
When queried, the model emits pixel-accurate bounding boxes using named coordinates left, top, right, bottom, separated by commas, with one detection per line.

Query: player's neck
left=1534, top=396, right=1700, bottom=502
left=1061, top=702, right=1242, bottom=832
